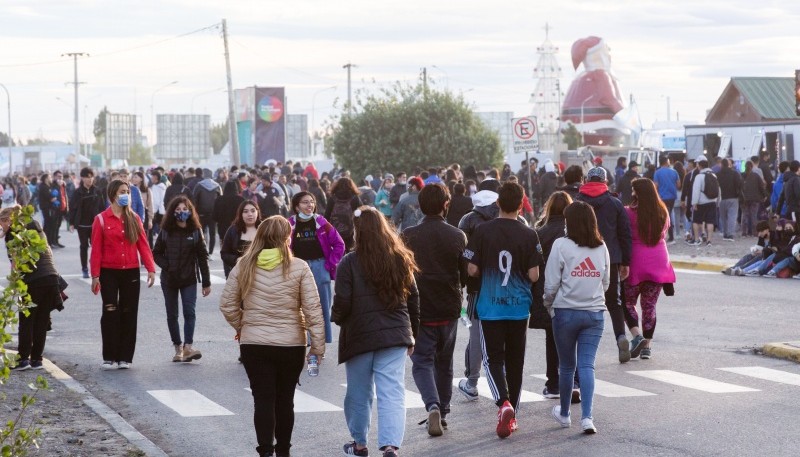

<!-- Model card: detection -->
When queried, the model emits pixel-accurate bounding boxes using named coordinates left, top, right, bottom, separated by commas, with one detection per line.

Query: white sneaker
left=581, top=417, right=597, bottom=434
left=101, top=361, right=116, bottom=370
left=117, top=361, right=130, bottom=369
left=794, top=273, right=800, bottom=280
left=551, top=405, right=571, bottom=428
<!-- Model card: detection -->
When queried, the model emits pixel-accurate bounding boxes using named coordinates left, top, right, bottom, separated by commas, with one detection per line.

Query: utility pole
left=62, top=52, right=88, bottom=158
left=421, top=67, right=428, bottom=95
left=343, top=63, right=356, bottom=117
left=222, top=19, right=240, bottom=166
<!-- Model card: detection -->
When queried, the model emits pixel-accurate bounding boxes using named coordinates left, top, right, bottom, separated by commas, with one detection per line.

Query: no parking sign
left=512, top=116, right=539, bottom=153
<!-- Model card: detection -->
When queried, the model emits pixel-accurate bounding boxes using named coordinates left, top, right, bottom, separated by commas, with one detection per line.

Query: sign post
left=512, top=116, right=540, bottom=201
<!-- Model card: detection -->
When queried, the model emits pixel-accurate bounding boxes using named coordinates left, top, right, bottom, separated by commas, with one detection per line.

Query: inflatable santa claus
left=561, top=36, right=640, bottom=146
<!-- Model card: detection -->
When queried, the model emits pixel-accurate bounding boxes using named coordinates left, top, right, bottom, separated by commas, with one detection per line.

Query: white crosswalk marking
left=718, top=367, right=800, bottom=387
left=148, top=390, right=235, bottom=417
left=340, top=384, right=425, bottom=409
left=244, top=388, right=342, bottom=412
left=627, top=370, right=759, bottom=393
left=531, top=374, right=656, bottom=398
left=452, top=378, right=545, bottom=402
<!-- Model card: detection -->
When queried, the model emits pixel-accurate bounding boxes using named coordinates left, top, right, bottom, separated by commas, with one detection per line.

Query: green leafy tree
left=332, top=83, right=503, bottom=179
left=562, top=123, right=581, bottom=150
left=1, top=205, right=50, bottom=456
left=210, top=121, right=229, bottom=155
left=0, top=132, right=13, bottom=147
left=93, top=107, right=109, bottom=141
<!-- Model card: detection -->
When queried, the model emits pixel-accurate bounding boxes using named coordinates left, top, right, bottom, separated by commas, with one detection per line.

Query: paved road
left=3, top=225, right=799, bottom=457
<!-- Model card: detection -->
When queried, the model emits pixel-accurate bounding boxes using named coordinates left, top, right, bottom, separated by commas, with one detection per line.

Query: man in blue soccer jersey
left=464, top=182, right=543, bottom=439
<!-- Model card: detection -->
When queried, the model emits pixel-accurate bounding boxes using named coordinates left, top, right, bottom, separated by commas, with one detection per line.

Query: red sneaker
left=496, top=401, right=516, bottom=438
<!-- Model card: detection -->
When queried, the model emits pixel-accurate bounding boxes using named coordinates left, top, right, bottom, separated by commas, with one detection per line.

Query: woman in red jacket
left=91, top=179, right=156, bottom=370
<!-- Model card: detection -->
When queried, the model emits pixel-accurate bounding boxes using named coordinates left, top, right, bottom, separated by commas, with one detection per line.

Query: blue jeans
left=768, top=257, right=799, bottom=275
left=344, top=346, right=407, bottom=451
left=307, top=258, right=333, bottom=343
left=552, top=308, right=604, bottom=420
left=162, top=283, right=197, bottom=345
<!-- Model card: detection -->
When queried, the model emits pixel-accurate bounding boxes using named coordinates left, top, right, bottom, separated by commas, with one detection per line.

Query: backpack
left=329, top=196, right=354, bottom=239
left=703, top=172, right=719, bottom=199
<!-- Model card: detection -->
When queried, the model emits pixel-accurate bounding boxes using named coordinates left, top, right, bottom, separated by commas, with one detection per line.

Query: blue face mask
left=175, top=210, right=191, bottom=222
left=117, top=194, right=130, bottom=207
left=297, top=212, right=314, bottom=221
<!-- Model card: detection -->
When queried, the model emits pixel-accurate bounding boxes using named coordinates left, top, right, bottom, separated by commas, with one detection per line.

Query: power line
left=0, top=23, right=221, bottom=68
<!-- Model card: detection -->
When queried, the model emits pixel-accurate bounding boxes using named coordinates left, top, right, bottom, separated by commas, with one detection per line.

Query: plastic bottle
left=307, top=355, right=319, bottom=377
left=459, top=308, right=472, bottom=328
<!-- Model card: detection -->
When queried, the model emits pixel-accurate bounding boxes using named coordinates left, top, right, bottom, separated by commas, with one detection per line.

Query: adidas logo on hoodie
left=571, top=257, right=601, bottom=278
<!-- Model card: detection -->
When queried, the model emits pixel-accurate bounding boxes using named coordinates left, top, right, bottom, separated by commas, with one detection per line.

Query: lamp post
left=311, top=85, right=337, bottom=138
left=150, top=81, right=178, bottom=146
left=0, top=84, right=9, bottom=173
left=191, top=88, right=224, bottom=114
left=580, top=94, right=595, bottom=146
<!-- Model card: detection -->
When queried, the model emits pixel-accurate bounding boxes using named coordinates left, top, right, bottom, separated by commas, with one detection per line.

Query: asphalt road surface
left=3, top=226, right=799, bottom=457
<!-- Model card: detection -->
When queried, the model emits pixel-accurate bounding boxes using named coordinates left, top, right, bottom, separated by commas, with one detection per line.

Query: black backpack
left=329, top=196, right=354, bottom=239
left=703, top=172, right=719, bottom=199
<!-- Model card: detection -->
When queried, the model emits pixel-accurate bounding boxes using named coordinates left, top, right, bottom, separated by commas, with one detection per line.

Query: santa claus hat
left=571, top=36, right=603, bottom=70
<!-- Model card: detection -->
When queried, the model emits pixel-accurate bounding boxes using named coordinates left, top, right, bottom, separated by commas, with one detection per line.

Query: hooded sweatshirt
left=576, top=182, right=632, bottom=265
left=543, top=237, right=610, bottom=315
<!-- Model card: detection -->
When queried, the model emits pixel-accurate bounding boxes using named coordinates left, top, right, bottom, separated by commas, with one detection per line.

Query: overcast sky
left=2, top=0, right=799, bottom=145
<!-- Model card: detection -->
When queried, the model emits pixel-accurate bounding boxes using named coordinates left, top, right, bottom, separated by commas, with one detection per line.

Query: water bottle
left=459, top=308, right=472, bottom=328
left=307, top=355, right=319, bottom=377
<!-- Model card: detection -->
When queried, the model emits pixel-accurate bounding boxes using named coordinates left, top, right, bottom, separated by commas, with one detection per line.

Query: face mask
left=398, top=179, right=407, bottom=185
left=175, top=210, right=191, bottom=222
left=117, top=194, right=130, bottom=207
left=469, top=186, right=477, bottom=193
left=297, top=212, right=314, bottom=221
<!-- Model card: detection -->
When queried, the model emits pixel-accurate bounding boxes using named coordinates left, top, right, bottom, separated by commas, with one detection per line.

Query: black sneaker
left=343, top=441, right=368, bottom=456
left=542, top=386, right=560, bottom=399
left=571, top=385, right=581, bottom=404
left=31, top=360, right=44, bottom=370
left=382, top=449, right=398, bottom=457
left=630, top=335, right=645, bottom=359
left=12, top=359, right=31, bottom=371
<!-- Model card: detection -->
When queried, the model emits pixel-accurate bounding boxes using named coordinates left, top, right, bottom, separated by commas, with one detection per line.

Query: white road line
left=340, top=384, right=425, bottom=409
left=627, top=370, right=759, bottom=393
left=718, top=366, right=800, bottom=387
left=244, top=387, right=342, bottom=412
left=531, top=374, right=656, bottom=398
left=673, top=268, right=719, bottom=275
left=147, top=390, right=235, bottom=417
left=453, top=378, right=545, bottom=402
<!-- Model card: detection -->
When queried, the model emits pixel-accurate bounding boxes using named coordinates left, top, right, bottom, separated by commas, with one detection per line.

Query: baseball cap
left=587, top=166, right=607, bottom=182
left=696, top=155, right=708, bottom=163
left=629, top=161, right=640, bottom=169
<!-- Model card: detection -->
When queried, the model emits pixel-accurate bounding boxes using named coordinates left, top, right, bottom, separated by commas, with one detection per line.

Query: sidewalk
left=667, top=233, right=746, bottom=271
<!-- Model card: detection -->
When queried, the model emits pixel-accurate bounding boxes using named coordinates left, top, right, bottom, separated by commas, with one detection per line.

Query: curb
left=671, top=260, right=728, bottom=272
left=41, top=358, right=169, bottom=457
left=762, top=342, right=800, bottom=363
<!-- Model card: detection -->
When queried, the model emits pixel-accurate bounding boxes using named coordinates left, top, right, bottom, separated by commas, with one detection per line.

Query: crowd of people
left=4, top=150, right=794, bottom=456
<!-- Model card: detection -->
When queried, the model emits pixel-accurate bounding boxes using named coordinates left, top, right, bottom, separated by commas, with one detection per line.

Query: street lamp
left=580, top=94, right=595, bottom=146
left=191, top=88, right=224, bottom=114
left=150, top=80, right=178, bottom=146
left=311, top=85, right=337, bottom=137
left=0, top=83, right=10, bottom=173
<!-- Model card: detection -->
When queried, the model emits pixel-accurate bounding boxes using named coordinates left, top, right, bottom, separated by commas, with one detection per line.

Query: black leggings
left=18, top=284, right=58, bottom=361
left=77, top=227, right=92, bottom=270
left=605, top=264, right=626, bottom=340
left=241, top=344, right=305, bottom=457
left=99, top=268, right=141, bottom=363
left=480, top=319, right=528, bottom=410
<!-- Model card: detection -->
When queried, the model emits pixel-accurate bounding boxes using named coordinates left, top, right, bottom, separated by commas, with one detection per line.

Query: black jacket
left=6, top=221, right=59, bottom=286
left=538, top=171, right=558, bottom=207
left=152, top=226, right=211, bottom=288
left=192, top=179, right=222, bottom=215
left=446, top=195, right=473, bottom=227
left=402, top=216, right=466, bottom=322
left=389, top=183, right=407, bottom=206
left=576, top=185, right=632, bottom=265
left=67, top=185, right=106, bottom=228
left=38, top=183, right=54, bottom=211
left=717, top=167, right=743, bottom=200
left=742, top=172, right=766, bottom=203
left=555, top=183, right=581, bottom=201
left=164, top=184, right=192, bottom=208
left=616, top=169, right=638, bottom=206
left=331, top=253, right=419, bottom=364
left=220, top=226, right=247, bottom=275
left=530, top=215, right=566, bottom=329
left=778, top=173, right=800, bottom=214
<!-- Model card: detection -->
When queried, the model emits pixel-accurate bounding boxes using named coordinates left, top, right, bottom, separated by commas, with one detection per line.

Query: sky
left=1, top=0, right=799, bottom=146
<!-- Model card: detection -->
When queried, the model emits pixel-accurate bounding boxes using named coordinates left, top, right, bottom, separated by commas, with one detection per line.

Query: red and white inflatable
left=561, top=36, right=640, bottom=145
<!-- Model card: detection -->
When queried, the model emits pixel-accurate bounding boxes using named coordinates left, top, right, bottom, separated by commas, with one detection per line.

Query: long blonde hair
left=236, top=216, right=293, bottom=298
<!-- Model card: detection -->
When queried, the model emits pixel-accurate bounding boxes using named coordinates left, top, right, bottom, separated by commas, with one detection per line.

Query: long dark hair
left=352, top=207, right=418, bottom=309
left=161, top=195, right=202, bottom=232
left=107, top=180, right=143, bottom=245
left=232, top=200, right=261, bottom=233
left=631, top=178, right=669, bottom=246
left=330, top=177, right=358, bottom=197
left=564, top=201, right=603, bottom=248
left=134, top=171, right=149, bottom=194
left=536, top=191, right=572, bottom=228
left=223, top=180, right=240, bottom=196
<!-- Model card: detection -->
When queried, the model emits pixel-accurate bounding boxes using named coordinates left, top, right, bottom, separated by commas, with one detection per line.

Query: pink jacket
left=625, top=207, right=676, bottom=286
left=288, top=214, right=345, bottom=279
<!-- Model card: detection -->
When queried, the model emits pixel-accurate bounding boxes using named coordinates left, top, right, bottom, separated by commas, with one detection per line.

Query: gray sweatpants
left=719, top=198, right=739, bottom=238
left=463, top=292, right=481, bottom=386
